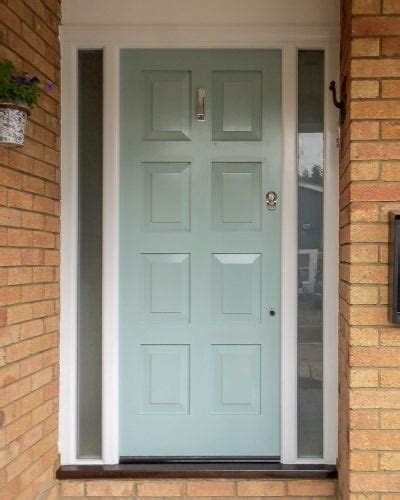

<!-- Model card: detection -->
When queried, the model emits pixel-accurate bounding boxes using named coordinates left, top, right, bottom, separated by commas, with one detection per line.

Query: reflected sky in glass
left=297, top=50, right=324, bottom=459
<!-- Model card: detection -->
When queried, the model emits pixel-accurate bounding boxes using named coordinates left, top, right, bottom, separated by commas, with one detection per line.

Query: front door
left=120, top=50, right=281, bottom=457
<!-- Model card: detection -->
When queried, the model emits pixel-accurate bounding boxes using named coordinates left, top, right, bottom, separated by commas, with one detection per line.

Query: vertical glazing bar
left=280, top=44, right=298, bottom=464
left=102, top=43, right=120, bottom=465
left=323, top=43, right=339, bottom=465
left=60, top=40, right=79, bottom=465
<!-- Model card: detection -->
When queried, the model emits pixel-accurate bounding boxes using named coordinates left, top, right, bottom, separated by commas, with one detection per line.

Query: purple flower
left=12, top=73, right=40, bottom=86
left=47, top=82, right=56, bottom=91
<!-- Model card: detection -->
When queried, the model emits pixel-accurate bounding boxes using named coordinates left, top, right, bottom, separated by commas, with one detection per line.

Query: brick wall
left=58, top=479, right=336, bottom=498
left=0, top=1, right=61, bottom=499
left=339, top=0, right=400, bottom=498
left=7, top=0, right=400, bottom=498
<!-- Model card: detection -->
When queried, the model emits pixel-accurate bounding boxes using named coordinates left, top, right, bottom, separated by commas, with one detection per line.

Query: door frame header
left=60, top=24, right=339, bottom=466
left=60, top=25, right=339, bottom=45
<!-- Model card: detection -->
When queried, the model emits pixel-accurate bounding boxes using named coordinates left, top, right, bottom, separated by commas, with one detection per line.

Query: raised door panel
left=140, top=254, right=190, bottom=323
left=141, top=344, right=190, bottom=414
left=211, top=344, right=261, bottom=414
left=211, top=254, right=261, bottom=322
left=212, top=162, right=261, bottom=231
left=141, top=162, right=191, bottom=231
left=212, top=71, right=262, bottom=141
left=143, top=70, right=191, bottom=141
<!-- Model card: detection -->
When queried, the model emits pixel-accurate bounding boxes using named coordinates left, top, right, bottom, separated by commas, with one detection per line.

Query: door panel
left=141, top=344, right=190, bottom=414
left=140, top=253, right=190, bottom=322
left=211, top=253, right=261, bottom=322
left=143, top=70, right=191, bottom=141
left=212, top=162, right=261, bottom=230
left=141, top=162, right=191, bottom=231
left=211, top=344, right=261, bottom=414
left=120, top=50, right=282, bottom=456
left=212, top=71, right=262, bottom=140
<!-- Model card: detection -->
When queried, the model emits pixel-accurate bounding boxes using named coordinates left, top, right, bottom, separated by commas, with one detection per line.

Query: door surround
left=60, top=24, right=339, bottom=466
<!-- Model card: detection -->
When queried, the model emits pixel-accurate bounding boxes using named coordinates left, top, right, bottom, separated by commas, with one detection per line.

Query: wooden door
left=120, top=49, right=282, bottom=456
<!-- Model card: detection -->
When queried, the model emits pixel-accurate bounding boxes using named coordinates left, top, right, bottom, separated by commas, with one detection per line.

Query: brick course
left=0, top=0, right=61, bottom=498
left=58, top=479, right=336, bottom=498
left=340, top=0, right=400, bottom=498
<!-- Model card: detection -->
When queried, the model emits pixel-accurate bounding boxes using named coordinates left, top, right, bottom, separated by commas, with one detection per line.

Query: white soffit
left=62, top=0, right=339, bottom=29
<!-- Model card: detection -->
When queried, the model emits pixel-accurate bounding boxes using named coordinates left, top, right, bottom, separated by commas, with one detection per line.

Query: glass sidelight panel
left=297, top=50, right=324, bottom=458
left=77, top=50, right=103, bottom=458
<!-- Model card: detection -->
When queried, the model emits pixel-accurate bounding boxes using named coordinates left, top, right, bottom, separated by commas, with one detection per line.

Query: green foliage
left=299, top=164, right=323, bottom=187
left=0, top=60, right=43, bottom=108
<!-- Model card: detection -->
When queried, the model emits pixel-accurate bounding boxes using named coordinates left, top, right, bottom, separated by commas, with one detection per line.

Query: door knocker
left=266, top=191, right=277, bottom=210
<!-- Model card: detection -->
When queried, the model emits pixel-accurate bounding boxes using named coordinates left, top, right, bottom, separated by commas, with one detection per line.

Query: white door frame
left=60, top=25, right=339, bottom=465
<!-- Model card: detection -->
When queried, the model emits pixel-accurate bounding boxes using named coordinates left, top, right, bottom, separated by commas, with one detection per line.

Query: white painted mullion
left=102, top=43, right=120, bottom=465
left=280, top=43, right=298, bottom=464
left=323, top=42, right=339, bottom=465
left=59, top=41, right=79, bottom=465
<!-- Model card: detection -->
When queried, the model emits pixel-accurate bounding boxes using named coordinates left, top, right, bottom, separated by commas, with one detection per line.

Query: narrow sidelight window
left=77, top=50, right=103, bottom=458
left=297, top=50, right=325, bottom=458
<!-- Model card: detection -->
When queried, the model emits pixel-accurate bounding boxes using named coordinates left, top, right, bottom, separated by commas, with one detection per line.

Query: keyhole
left=269, top=308, right=275, bottom=317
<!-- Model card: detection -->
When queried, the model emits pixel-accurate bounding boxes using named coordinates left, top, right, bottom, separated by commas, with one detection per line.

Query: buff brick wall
left=57, top=479, right=336, bottom=498
left=339, top=0, right=400, bottom=498
left=11, top=0, right=400, bottom=498
left=0, top=0, right=61, bottom=498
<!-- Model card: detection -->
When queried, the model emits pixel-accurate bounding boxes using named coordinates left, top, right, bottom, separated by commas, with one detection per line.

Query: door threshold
left=57, top=462, right=337, bottom=480
left=120, top=456, right=280, bottom=464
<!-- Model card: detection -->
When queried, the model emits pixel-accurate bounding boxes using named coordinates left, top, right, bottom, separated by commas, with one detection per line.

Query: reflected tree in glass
left=297, top=50, right=324, bottom=458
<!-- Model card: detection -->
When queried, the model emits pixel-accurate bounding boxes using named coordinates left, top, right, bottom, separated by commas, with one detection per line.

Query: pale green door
left=120, top=50, right=281, bottom=457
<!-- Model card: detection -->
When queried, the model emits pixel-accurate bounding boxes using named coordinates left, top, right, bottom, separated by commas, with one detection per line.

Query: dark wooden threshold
left=120, top=456, right=280, bottom=464
left=57, top=461, right=337, bottom=480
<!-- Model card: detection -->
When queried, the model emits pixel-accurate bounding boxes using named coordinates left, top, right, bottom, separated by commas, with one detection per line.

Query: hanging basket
left=0, top=102, right=31, bottom=147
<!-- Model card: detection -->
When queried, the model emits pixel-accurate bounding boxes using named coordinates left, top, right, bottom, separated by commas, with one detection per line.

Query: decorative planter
left=0, top=102, right=30, bottom=147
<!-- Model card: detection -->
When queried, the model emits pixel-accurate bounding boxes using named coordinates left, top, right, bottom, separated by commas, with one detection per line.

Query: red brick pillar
left=0, top=1, right=61, bottom=498
left=340, top=0, right=400, bottom=497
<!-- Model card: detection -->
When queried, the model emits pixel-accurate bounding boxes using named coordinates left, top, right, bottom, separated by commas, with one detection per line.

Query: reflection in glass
left=297, top=50, right=324, bottom=458
left=77, top=50, right=103, bottom=458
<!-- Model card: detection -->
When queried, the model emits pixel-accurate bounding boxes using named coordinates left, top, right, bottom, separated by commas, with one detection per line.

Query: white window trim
left=60, top=25, right=339, bottom=466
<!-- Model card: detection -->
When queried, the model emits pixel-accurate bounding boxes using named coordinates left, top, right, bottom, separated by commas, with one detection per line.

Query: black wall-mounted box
left=389, top=212, right=400, bottom=324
